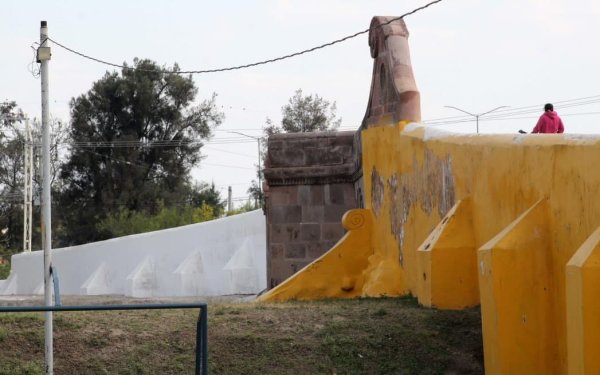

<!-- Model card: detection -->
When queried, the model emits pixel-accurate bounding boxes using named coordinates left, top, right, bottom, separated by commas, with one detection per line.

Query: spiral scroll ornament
left=342, top=209, right=367, bottom=230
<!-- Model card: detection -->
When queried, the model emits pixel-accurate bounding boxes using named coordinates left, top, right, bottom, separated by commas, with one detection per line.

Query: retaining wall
left=0, top=210, right=266, bottom=297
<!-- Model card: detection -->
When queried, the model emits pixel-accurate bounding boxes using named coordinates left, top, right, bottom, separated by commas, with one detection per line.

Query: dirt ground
left=0, top=295, right=483, bottom=375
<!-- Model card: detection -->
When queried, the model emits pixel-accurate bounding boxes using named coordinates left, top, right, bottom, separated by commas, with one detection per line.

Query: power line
left=44, top=0, right=443, bottom=74
left=423, top=94, right=600, bottom=124
left=425, top=97, right=600, bottom=127
left=77, top=148, right=254, bottom=171
left=43, top=136, right=256, bottom=149
left=203, top=146, right=256, bottom=158
left=200, top=162, right=253, bottom=170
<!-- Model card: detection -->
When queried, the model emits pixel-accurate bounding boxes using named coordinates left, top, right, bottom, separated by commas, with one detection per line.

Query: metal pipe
left=0, top=303, right=207, bottom=312
left=201, top=306, right=208, bottom=375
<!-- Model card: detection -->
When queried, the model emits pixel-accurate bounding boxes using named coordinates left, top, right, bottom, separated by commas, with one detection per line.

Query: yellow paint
left=478, top=198, right=560, bottom=374
left=357, top=124, right=600, bottom=373
left=263, top=120, right=600, bottom=373
left=566, top=227, right=600, bottom=375
left=258, top=209, right=374, bottom=302
left=417, top=198, right=478, bottom=309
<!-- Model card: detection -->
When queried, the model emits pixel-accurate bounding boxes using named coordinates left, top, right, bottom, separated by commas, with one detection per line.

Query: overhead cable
left=423, top=94, right=600, bottom=124
left=44, top=0, right=443, bottom=74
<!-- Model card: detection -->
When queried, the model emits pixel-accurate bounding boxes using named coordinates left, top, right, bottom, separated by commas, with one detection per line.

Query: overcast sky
left=2, top=0, right=598, bottom=205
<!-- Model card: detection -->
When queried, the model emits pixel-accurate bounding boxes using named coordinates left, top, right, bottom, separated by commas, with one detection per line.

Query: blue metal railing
left=0, top=302, right=208, bottom=375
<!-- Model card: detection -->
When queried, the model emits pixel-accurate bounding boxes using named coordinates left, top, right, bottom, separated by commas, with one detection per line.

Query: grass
left=0, top=296, right=483, bottom=374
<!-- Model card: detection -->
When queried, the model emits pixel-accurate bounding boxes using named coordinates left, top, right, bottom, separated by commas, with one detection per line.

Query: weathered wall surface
left=360, top=124, right=600, bottom=374
left=264, top=131, right=358, bottom=288
left=0, top=210, right=266, bottom=297
left=261, top=122, right=600, bottom=373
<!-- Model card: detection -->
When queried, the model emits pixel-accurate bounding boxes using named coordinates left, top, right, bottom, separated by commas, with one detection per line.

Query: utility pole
left=226, top=131, right=262, bottom=204
left=444, top=105, right=509, bottom=133
left=38, top=20, right=53, bottom=375
left=227, top=186, right=233, bottom=212
left=23, top=119, right=33, bottom=253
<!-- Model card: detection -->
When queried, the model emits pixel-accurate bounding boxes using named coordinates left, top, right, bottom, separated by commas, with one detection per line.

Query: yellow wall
left=258, top=209, right=374, bottom=301
left=566, top=226, right=600, bottom=374
left=261, top=122, right=600, bottom=373
left=361, top=124, right=600, bottom=374
left=416, top=198, right=478, bottom=309
left=478, top=198, right=559, bottom=374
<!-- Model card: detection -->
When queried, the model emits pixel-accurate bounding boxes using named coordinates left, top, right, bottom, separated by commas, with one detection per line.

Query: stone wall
left=264, top=131, right=359, bottom=288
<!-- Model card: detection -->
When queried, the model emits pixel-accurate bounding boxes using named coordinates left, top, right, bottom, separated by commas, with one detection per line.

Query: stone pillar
left=264, top=131, right=358, bottom=289
left=362, top=16, right=421, bottom=129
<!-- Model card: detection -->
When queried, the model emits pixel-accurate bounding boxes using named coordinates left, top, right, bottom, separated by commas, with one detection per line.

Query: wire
left=423, top=94, right=600, bottom=124
left=44, top=0, right=443, bottom=74
left=425, top=97, right=600, bottom=127
left=27, top=43, right=41, bottom=78
left=200, top=162, right=254, bottom=170
left=42, top=136, right=256, bottom=149
left=203, top=146, right=256, bottom=158
left=75, top=148, right=254, bottom=173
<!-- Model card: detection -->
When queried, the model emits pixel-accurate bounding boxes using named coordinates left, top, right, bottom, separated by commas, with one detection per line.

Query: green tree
left=58, top=59, right=224, bottom=245
left=264, top=89, right=341, bottom=135
left=249, top=89, right=341, bottom=204
left=0, top=102, right=25, bottom=252
left=0, top=102, right=69, bottom=252
left=187, top=182, right=225, bottom=217
left=96, top=202, right=218, bottom=237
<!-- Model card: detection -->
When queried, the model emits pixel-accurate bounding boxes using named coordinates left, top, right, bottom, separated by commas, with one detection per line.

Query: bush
left=96, top=203, right=218, bottom=238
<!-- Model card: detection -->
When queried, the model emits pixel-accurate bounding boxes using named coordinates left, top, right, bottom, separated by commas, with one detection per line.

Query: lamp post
left=226, top=131, right=262, bottom=204
left=444, top=105, right=509, bottom=133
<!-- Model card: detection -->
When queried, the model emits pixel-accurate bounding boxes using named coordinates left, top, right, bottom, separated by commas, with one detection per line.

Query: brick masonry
left=264, top=131, right=359, bottom=289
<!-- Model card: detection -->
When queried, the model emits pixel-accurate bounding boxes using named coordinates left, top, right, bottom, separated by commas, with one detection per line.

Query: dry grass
left=0, top=296, right=483, bottom=374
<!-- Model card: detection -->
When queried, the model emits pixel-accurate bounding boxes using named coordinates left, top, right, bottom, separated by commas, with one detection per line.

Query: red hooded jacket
left=532, top=111, right=564, bottom=133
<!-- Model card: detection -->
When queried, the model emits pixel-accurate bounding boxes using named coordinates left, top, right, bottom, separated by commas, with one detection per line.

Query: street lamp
left=444, top=105, right=509, bottom=134
left=226, top=131, right=262, bottom=203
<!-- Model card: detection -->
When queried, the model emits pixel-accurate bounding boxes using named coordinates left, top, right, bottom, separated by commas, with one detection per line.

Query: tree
left=264, top=89, right=341, bottom=135
left=0, top=102, right=26, bottom=252
left=249, top=89, right=342, bottom=203
left=58, top=59, right=224, bottom=245
left=96, top=202, right=219, bottom=238
left=0, top=101, right=69, bottom=252
left=187, top=182, right=225, bottom=217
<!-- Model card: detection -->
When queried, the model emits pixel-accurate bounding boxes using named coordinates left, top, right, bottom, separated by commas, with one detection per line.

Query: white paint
left=0, top=210, right=266, bottom=297
left=80, top=262, right=111, bottom=295
left=562, top=133, right=600, bottom=142
left=401, top=123, right=466, bottom=141
left=401, top=122, right=422, bottom=133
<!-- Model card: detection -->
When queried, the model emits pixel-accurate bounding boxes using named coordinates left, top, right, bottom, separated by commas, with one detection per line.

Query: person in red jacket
left=532, top=103, right=565, bottom=133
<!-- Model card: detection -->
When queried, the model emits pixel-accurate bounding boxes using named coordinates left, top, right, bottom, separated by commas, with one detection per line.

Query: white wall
left=0, top=210, right=266, bottom=298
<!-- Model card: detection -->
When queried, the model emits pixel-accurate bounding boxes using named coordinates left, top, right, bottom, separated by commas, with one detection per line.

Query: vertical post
left=227, top=186, right=233, bottom=212
left=38, top=20, right=53, bottom=375
left=257, top=138, right=262, bottom=206
left=195, top=307, right=209, bottom=375
left=201, top=306, right=208, bottom=375
left=476, top=115, right=479, bottom=134
left=23, top=120, right=33, bottom=252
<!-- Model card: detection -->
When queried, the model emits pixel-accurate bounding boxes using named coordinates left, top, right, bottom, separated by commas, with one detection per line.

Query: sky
left=1, top=0, right=599, bottom=206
